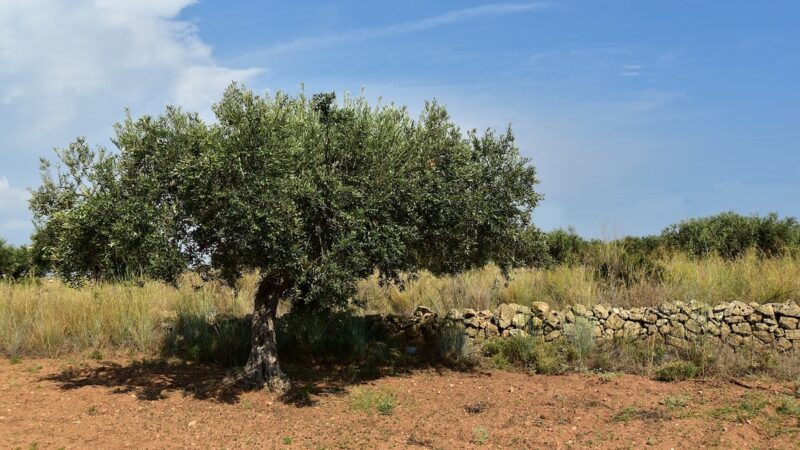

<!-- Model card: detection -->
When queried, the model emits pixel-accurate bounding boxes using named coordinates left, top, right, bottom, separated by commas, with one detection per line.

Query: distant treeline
left=544, top=211, right=800, bottom=266
left=2, top=211, right=799, bottom=281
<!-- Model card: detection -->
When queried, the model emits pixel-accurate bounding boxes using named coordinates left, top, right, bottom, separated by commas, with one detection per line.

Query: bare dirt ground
left=1, top=356, right=799, bottom=449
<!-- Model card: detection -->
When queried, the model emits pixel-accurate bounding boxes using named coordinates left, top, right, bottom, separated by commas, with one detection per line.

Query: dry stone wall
left=376, top=300, right=800, bottom=352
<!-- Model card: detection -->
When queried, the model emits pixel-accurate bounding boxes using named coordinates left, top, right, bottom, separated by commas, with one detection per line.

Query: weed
left=564, top=317, right=595, bottom=367
left=612, top=406, right=666, bottom=422
left=282, top=437, right=293, bottom=445
left=661, top=394, right=691, bottom=410
left=708, top=393, right=768, bottom=423
left=89, top=350, right=102, bottom=360
left=87, top=406, right=98, bottom=416
left=597, top=372, right=618, bottom=384
left=471, top=426, right=489, bottom=445
left=350, top=388, right=396, bottom=416
left=9, top=355, right=21, bottom=364
left=776, top=395, right=800, bottom=418
left=483, top=335, right=564, bottom=374
left=437, top=322, right=473, bottom=364
left=655, top=361, right=700, bottom=381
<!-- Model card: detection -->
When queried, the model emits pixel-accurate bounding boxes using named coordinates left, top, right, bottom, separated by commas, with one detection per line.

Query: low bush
left=482, top=335, right=564, bottom=374
left=655, top=361, right=700, bottom=381
left=563, top=317, right=595, bottom=368
left=436, top=323, right=474, bottom=365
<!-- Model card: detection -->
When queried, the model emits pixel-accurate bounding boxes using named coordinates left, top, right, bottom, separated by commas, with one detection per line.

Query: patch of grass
left=776, top=395, right=800, bottom=418
left=708, top=393, right=768, bottom=423
left=661, top=394, right=691, bottom=410
left=350, top=388, right=396, bottom=416
left=471, top=426, right=489, bottom=445
left=282, top=437, right=293, bottom=445
left=87, top=406, right=98, bottom=416
left=611, top=406, right=667, bottom=423
left=24, top=364, right=42, bottom=373
left=597, top=371, right=618, bottom=383
left=89, top=350, right=102, bottom=360
left=9, top=355, right=21, bottom=364
left=655, top=361, right=700, bottom=381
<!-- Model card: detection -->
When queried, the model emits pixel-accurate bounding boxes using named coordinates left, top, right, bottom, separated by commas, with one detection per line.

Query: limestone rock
left=778, top=302, right=800, bottom=318
left=779, top=316, right=799, bottom=329
left=497, top=303, right=517, bottom=329
left=531, top=302, right=550, bottom=317
left=593, top=304, right=610, bottom=320
left=511, top=313, right=530, bottom=329
left=731, top=322, right=752, bottom=335
left=606, top=314, right=624, bottom=330
left=725, top=301, right=754, bottom=318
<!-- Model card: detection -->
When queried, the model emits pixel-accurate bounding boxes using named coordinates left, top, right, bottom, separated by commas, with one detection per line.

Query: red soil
left=1, top=357, right=798, bottom=449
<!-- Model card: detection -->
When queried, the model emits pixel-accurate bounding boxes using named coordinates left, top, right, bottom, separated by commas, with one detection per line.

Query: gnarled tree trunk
left=243, top=275, right=290, bottom=392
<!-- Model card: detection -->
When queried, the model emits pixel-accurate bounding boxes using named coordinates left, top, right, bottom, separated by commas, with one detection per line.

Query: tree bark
left=243, top=274, right=290, bottom=392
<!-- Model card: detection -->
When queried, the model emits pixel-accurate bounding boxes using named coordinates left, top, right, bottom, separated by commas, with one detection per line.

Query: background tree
left=30, top=84, right=544, bottom=389
left=0, top=239, right=33, bottom=279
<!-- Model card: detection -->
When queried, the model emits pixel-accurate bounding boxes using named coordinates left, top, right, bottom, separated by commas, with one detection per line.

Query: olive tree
left=30, top=84, right=544, bottom=389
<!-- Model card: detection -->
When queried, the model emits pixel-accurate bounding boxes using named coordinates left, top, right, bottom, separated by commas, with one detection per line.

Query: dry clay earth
left=1, top=356, right=799, bottom=449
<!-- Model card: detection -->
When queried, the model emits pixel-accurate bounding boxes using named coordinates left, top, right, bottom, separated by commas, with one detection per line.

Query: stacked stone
left=379, top=300, right=800, bottom=352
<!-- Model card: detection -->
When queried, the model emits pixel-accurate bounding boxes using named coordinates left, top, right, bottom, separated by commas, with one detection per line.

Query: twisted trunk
left=243, top=275, right=290, bottom=392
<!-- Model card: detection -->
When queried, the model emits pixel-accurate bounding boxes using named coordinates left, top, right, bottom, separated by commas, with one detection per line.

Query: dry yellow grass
left=0, top=274, right=252, bottom=357
left=2, top=254, right=799, bottom=356
left=356, top=253, right=800, bottom=314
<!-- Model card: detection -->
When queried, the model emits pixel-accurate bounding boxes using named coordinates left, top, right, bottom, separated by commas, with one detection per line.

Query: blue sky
left=1, top=1, right=799, bottom=245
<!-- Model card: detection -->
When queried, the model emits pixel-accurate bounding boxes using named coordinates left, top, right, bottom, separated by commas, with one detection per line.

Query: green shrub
left=662, top=212, right=800, bottom=259
left=655, top=361, right=700, bottom=381
left=482, top=335, right=564, bottom=374
left=0, top=239, right=33, bottom=280
left=564, top=317, right=595, bottom=367
left=436, top=323, right=473, bottom=364
left=545, top=227, right=588, bottom=266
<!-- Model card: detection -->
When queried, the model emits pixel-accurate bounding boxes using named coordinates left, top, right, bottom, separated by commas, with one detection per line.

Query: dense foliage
left=0, top=239, right=32, bottom=279
left=662, top=212, right=800, bottom=259
left=30, top=85, right=544, bottom=301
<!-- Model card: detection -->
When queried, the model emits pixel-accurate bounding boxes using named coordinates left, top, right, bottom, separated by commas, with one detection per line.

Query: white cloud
left=0, top=0, right=261, bottom=244
left=0, top=0, right=260, bottom=128
left=620, top=64, right=642, bottom=76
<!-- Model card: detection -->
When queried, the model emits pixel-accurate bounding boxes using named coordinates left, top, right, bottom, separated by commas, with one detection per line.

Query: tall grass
left=0, top=274, right=251, bottom=357
left=357, top=252, right=800, bottom=314
left=2, top=252, right=799, bottom=357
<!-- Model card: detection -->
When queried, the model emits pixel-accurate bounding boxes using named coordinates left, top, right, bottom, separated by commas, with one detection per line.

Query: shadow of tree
left=42, top=358, right=246, bottom=403
left=43, top=310, right=481, bottom=406
left=42, top=357, right=482, bottom=408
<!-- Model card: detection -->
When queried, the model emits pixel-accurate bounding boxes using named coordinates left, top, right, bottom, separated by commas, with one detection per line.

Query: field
left=2, top=253, right=800, bottom=357
left=2, top=254, right=800, bottom=448
left=2, top=356, right=800, bottom=449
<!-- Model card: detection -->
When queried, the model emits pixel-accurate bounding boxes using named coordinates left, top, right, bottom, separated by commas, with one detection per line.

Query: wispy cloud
left=253, top=3, right=550, bottom=56
left=620, top=64, right=642, bottom=77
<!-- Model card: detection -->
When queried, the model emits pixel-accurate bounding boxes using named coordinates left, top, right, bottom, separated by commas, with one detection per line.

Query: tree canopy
left=30, top=84, right=544, bottom=387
